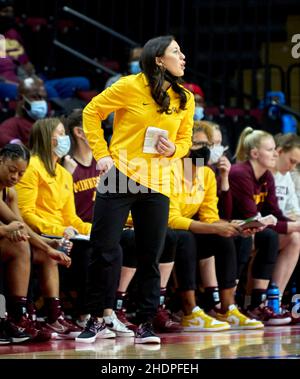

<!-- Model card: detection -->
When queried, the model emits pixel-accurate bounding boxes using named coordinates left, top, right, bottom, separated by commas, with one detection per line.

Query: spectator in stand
left=169, top=126, right=263, bottom=331
left=230, top=127, right=300, bottom=324
left=105, top=46, right=143, bottom=89
left=0, top=143, right=78, bottom=342
left=0, top=0, right=90, bottom=101
left=102, top=46, right=143, bottom=142
left=0, top=77, right=48, bottom=147
left=183, top=83, right=205, bottom=120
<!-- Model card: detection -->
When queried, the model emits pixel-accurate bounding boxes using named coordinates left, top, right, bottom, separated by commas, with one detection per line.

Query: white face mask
left=53, top=135, right=71, bottom=158
left=209, top=145, right=226, bottom=164
left=194, top=106, right=204, bottom=120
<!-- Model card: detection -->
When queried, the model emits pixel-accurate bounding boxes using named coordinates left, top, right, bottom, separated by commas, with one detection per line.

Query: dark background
left=12, top=0, right=300, bottom=108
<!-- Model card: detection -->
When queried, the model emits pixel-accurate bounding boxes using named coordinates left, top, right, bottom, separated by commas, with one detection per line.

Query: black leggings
left=235, top=228, right=279, bottom=280
left=121, top=228, right=177, bottom=268
left=85, top=169, right=169, bottom=323
left=174, top=230, right=237, bottom=291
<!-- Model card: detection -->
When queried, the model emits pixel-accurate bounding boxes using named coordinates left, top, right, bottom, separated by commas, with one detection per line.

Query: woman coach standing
left=76, top=35, right=194, bottom=344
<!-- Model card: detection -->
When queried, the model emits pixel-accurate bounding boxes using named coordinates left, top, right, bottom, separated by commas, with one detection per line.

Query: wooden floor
left=0, top=325, right=300, bottom=359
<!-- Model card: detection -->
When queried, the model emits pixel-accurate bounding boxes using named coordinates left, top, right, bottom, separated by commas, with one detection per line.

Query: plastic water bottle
left=57, top=237, right=69, bottom=254
left=267, top=282, right=280, bottom=314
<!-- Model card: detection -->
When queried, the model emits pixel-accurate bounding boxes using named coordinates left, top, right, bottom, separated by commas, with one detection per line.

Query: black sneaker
left=4, top=319, right=31, bottom=344
left=0, top=319, right=10, bottom=345
left=134, top=322, right=161, bottom=344
left=75, top=317, right=116, bottom=343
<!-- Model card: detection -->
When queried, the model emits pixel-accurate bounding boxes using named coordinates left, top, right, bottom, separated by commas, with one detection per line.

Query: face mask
left=194, top=106, right=204, bottom=120
left=128, top=60, right=141, bottom=74
left=53, top=135, right=71, bottom=158
left=24, top=98, right=48, bottom=120
left=209, top=145, right=225, bottom=164
left=189, top=146, right=211, bottom=166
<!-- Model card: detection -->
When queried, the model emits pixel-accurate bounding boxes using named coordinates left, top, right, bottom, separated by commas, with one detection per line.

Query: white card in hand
left=143, top=127, right=169, bottom=154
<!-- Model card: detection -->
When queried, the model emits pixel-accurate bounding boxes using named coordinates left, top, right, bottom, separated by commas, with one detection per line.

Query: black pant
left=235, top=228, right=279, bottom=280
left=234, top=236, right=253, bottom=278
left=253, top=228, right=279, bottom=279
left=85, top=169, right=169, bottom=323
left=175, top=230, right=237, bottom=290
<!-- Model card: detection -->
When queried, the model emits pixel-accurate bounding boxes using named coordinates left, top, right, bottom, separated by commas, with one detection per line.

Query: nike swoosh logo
left=227, top=316, right=240, bottom=325
left=188, top=319, right=204, bottom=326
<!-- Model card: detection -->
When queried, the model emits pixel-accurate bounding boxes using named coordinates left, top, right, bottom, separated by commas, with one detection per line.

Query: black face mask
left=189, top=146, right=211, bottom=166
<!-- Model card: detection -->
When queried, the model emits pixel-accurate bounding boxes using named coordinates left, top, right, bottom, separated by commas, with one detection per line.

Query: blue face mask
left=24, top=98, right=48, bottom=120
left=128, top=60, right=141, bottom=74
left=194, top=106, right=204, bottom=120
left=53, top=135, right=71, bottom=158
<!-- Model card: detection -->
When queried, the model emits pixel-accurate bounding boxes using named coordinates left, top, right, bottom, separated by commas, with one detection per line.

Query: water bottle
left=267, top=282, right=280, bottom=314
left=57, top=237, right=69, bottom=254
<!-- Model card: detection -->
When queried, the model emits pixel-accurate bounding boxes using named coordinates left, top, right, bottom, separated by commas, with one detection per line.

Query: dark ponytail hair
left=0, top=143, right=30, bottom=163
left=140, top=35, right=189, bottom=114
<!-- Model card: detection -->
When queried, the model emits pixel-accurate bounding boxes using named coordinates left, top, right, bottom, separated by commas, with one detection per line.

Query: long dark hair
left=140, top=35, right=188, bottom=114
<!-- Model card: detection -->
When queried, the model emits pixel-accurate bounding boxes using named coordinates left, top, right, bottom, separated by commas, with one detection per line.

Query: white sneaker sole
left=111, top=330, right=134, bottom=337
left=97, top=330, right=116, bottom=339
left=10, top=336, right=31, bottom=343
left=134, top=336, right=161, bottom=344
left=182, top=325, right=230, bottom=332
left=229, top=324, right=264, bottom=330
left=264, top=318, right=291, bottom=326
left=56, top=331, right=81, bottom=340
left=0, top=340, right=11, bottom=345
left=75, top=335, right=96, bottom=343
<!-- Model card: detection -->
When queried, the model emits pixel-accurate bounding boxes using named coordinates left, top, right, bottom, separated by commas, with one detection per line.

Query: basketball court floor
left=0, top=325, right=299, bottom=359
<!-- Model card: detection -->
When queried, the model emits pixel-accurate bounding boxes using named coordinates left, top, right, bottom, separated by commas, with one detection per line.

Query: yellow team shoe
left=215, top=304, right=264, bottom=330
left=181, top=306, right=231, bottom=332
